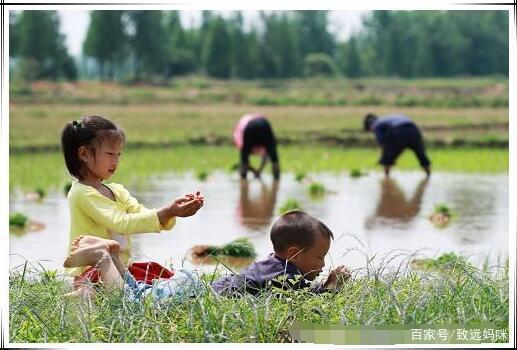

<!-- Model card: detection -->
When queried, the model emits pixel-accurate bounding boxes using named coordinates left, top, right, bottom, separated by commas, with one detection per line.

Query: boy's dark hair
left=270, top=211, right=334, bottom=252
left=363, top=113, right=378, bottom=131
left=61, top=115, right=125, bottom=180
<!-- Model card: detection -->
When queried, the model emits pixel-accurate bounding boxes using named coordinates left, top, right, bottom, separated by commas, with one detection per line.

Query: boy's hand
left=170, top=191, right=204, bottom=217
left=323, top=265, right=351, bottom=289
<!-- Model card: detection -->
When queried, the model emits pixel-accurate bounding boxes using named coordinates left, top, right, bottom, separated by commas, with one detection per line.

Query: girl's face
left=80, top=138, right=124, bottom=181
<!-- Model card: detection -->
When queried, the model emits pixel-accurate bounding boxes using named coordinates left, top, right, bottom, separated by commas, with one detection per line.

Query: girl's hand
left=170, top=192, right=204, bottom=217
left=323, top=265, right=351, bottom=289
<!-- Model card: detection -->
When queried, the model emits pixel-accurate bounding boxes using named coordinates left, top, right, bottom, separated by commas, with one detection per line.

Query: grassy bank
left=9, top=256, right=509, bottom=343
left=9, top=146, right=508, bottom=191
left=9, top=77, right=508, bottom=149
left=11, top=76, right=508, bottom=108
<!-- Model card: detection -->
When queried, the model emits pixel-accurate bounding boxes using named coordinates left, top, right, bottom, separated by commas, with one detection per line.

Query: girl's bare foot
left=69, top=235, right=120, bottom=254
left=70, top=235, right=85, bottom=252
left=64, top=235, right=119, bottom=268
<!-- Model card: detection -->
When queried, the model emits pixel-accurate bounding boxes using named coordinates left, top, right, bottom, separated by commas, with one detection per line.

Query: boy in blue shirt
left=364, top=113, right=431, bottom=177
left=211, top=211, right=350, bottom=296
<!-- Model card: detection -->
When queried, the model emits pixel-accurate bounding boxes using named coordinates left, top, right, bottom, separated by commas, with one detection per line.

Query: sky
left=59, top=10, right=370, bottom=58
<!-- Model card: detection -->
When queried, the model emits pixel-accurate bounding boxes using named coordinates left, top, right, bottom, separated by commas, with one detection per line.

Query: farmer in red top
left=233, top=113, right=280, bottom=180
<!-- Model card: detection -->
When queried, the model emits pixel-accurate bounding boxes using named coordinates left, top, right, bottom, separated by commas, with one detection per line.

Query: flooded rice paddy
left=9, top=171, right=508, bottom=276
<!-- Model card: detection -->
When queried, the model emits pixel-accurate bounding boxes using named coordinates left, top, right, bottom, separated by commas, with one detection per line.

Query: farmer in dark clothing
left=233, top=113, right=280, bottom=180
left=364, top=113, right=431, bottom=177
left=211, top=211, right=350, bottom=296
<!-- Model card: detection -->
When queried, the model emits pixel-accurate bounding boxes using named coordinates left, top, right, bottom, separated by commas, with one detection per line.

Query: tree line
left=9, top=10, right=508, bottom=82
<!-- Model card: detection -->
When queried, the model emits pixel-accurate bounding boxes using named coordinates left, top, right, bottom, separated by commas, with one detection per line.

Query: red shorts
left=73, top=262, right=174, bottom=289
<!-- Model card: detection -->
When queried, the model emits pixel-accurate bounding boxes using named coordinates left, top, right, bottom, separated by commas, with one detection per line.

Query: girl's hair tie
left=72, top=120, right=82, bottom=129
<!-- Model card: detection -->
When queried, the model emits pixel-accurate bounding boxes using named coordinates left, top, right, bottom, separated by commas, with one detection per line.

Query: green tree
left=303, top=52, right=339, bottom=77
left=11, top=10, right=76, bottom=80
left=202, top=16, right=232, bottom=78
left=341, top=36, right=361, bottom=78
left=127, top=10, right=168, bottom=80
left=227, top=12, right=259, bottom=79
left=9, top=12, right=18, bottom=57
left=294, top=11, right=335, bottom=57
left=83, top=10, right=127, bottom=80
left=258, top=12, right=301, bottom=78
left=164, top=11, right=195, bottom=76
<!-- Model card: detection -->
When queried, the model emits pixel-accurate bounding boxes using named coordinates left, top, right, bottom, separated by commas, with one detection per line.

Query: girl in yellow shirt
left=61, top=115, right=204, bottom=290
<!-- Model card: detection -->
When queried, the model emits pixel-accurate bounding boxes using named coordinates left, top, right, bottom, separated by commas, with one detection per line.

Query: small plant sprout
left=278, top=199, right=302, bottom=214
left=308, top=182, right=326, bottom=197
left=219, top=238, right=257, bottom=258
left=35, top=187, right=46, bottom=198
left=189, top=238, right=256, bottom=259
left=429, top=203, right=453, bottom=228
left=197, top=170, right=209, bottom=181
left=9, top=213, right=29, bottom=228
left=434, top=204, right=452, bottom=216
left=350, top=169, right=365, bottom=178
left=295, top=172, right=306, bottom=182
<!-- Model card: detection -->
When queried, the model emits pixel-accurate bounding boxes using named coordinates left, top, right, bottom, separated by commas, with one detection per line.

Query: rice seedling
left=295, top=172, right=306, bottom=182
left=278, top=199, right=302, bottom=214
left=429, top=203, right=453, bottom=228
left=308, top=182, right=326, bottom=197
left=9, top=146, right=508, bottom=191
left=350, top=169, right=365, bottom=178
left=193, top=238, right=257, bottom=258
left=196, top=170, right=209, bottom=181
left=9, top=212, right=28, bottom=228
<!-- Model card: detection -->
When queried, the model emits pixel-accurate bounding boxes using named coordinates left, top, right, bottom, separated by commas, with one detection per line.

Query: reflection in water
left=444, top=179, right=498, bottom=242
left=236, top=179, right=279, bottom=230
left=365, top=177, right=428, bottom=230
left=9, top=172, right=508, bottom=272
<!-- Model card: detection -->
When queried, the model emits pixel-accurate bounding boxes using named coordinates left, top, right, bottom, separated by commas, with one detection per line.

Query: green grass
left=9, top=146, right=508, bottom=191
left=411, top=252, right=470, bottom=272
left=9, top=254, right=509, bottom=343
left=10, top=76, right=508, bottom=109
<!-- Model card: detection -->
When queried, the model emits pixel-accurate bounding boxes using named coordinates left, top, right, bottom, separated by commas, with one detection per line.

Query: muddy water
left=9, top=171, right=508, bottom=275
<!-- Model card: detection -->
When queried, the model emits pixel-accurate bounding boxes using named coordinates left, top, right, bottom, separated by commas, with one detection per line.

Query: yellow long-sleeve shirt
left=65, top=181, right=175, bottom=276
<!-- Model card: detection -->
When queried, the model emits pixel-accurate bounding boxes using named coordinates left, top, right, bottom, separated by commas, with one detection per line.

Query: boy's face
left=290, top=234, right=330, bottom=281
